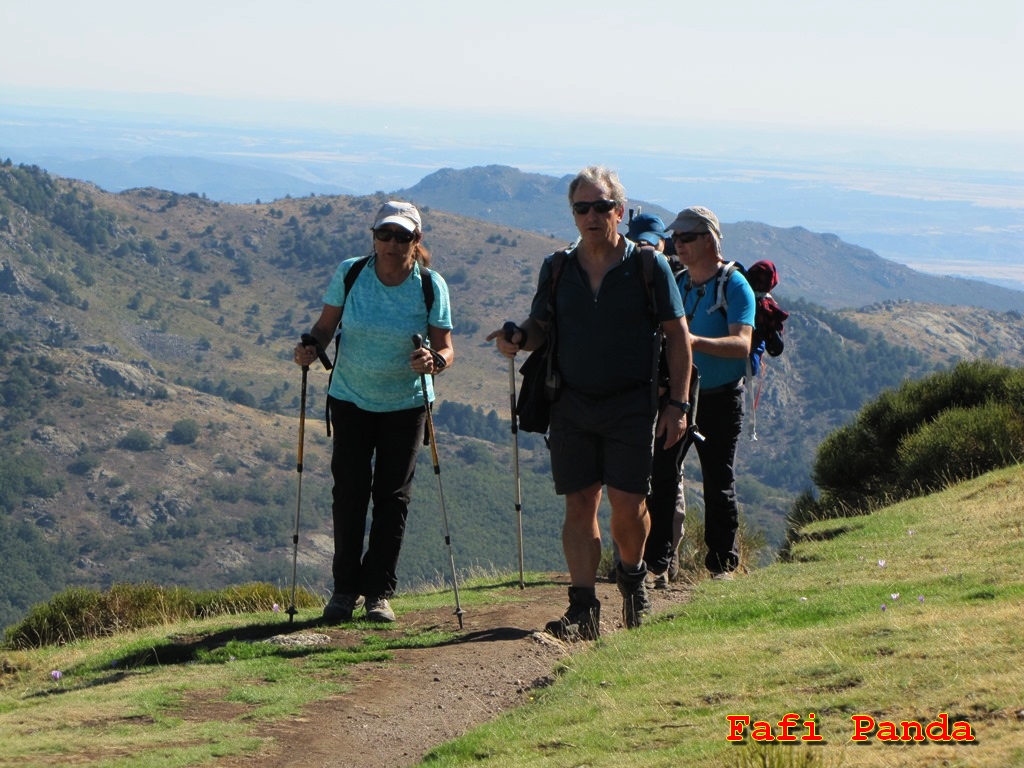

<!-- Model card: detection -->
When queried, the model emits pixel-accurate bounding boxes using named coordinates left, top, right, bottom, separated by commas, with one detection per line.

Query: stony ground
left=217, top=574, right=694, bottom=768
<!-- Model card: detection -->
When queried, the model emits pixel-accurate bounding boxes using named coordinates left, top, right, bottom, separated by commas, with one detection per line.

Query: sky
left=2, top=0, right=1022, bottom=143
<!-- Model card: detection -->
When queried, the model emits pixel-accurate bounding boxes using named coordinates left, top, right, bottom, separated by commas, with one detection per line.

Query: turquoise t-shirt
left=678, top=265, right=755, bottom=390
left=324, top=256, right=452, bottom=412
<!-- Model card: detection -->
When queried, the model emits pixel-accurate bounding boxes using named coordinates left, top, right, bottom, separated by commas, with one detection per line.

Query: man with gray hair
left=664, top=206, right=755, bottom=580
left=488, top=166, right=692, bottom=639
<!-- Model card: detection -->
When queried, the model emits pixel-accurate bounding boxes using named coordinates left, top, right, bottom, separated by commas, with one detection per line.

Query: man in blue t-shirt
left=488, top=166, right=692, bottom=640
left=665, top=206, right=755, bottom=580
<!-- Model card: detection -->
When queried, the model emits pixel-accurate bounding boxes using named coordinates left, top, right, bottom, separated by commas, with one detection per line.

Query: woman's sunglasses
left=571, top=199, right=619, bottom=215
left=373, top=228, right=416, bottom=244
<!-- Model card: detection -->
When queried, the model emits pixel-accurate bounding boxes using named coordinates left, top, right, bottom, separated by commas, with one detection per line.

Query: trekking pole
left=412, top=334, right=465, bottom=628
left=502, top=322, right=526, bottom=589
left=286, top=334, right=332, bottom=624
left=680, top=366, right=705, bottom=458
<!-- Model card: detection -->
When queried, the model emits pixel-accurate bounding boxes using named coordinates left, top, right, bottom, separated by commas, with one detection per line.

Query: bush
left=897, top=403, right=1024, bottom=492
left=167, top=419, right=200, bottom=445
left=118, top=428, right=155, bottom=452
left=796, top=361, right=1024, bottom=525
left=68, top=452, right=102, bottom=476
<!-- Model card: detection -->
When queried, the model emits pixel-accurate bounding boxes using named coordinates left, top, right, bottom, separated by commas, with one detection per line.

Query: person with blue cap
left=626, top=212, right=670, bottom=251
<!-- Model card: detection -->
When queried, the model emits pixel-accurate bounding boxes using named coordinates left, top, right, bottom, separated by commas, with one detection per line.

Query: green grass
left=419, top=465, right=1024, bottom=768
left=2, top=467, right=1022, bottom=767
left=0, top=582, right=473, bottom=767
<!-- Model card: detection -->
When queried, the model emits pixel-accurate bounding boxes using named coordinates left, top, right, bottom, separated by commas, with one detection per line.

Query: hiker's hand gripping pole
left=413, top=334, right=465, bottom=628
left=503, top=322, right=526, bottom=589
left=300, top=333, right=333, bottom=371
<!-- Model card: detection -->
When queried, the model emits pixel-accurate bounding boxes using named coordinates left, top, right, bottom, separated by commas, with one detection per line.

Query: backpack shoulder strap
left=342, top=254, right=372, bottom=302
left=420, top=265, right=435, bottom=315
left=708, top=260, right=739, bottom=317
left=634, top=245, right=660, bottom=326
left=326, top=254, right=371, bottom=436
left=545, top=248, right=570, bottom=315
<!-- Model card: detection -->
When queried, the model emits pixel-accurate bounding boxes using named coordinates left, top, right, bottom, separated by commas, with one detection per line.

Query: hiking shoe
left=322, top=592, right=365, bottom=623
left=364, top=597, right=396, bottom=623
left=616, top=563, right=653, bottom=629
left=651, top=570, right=669, bottom=590
left=667, top=550, right=681, bottom=582
left=544, top=587, right=600, bottom=641
left=711, top=570, right=735, bottom=581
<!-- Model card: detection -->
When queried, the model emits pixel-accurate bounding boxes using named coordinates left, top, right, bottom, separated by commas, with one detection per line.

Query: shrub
left=167, top=418, right=200, bottom=445
left=118, top=428, right=155, bottom=452
left=796, top=361, right=1024, bottom=526
left=68, top=452, right=102, bottom=476
left=897, top=403, right=1024, bottom=492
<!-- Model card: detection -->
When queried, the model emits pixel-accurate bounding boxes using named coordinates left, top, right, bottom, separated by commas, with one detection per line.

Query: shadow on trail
left=56, top=615, right=429, bottom=685
left=454, top=626, right=538, bottom=644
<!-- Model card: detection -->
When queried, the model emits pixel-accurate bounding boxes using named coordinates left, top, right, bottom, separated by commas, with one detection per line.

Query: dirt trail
left=219, top=576, right=693, bottom=767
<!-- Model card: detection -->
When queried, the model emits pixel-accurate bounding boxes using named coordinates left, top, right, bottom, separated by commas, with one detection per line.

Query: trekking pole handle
left=300, top=333, right=332, bottom=371
left=502, top=321, right=527, bottom=348
left=412, top=335, right=431, bottom=446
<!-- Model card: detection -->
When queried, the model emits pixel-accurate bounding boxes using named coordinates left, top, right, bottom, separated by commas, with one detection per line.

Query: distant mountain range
left=400, top=165, right=1024, bottom=313
left=25, top=155, right=353, bottom=203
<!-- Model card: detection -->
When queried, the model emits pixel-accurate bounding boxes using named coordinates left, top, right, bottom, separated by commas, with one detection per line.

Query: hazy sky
left=2, top=0, right=1022, bottom=139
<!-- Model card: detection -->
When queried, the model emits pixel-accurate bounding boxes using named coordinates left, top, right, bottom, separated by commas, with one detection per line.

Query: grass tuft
left=2, top=582, right=320, bottom=649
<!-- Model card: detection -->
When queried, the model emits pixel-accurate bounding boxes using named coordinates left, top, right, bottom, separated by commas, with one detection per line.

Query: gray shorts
left=548, top=386, right=657, bottom=496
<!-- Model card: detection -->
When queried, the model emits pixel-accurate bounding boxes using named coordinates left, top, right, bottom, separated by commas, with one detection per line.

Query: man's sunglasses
left=671, top=231, right=707, bottom=244
left=373, top=228, right=416, bottom=244
left=571, top=199, right=619, bottom=215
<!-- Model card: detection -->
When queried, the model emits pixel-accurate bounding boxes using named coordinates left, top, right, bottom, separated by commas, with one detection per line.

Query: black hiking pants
left=328, top=396, right=426, bottom=600
left=643, top=427, right=688, bottom=574
left=693, top=382, right=745, bottom=575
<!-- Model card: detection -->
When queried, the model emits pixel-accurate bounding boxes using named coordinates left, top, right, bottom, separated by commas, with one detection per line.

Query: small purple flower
left=51, top=670, right=62, bottom=682
left=918, top=595, right=925, bottom=603
left=891, top=593, right=900, bottom=600
left=881, top=604, right=887, bottom=611
left=878, top=559, right=887, bottom=568
left=272, top=603, right=281, bottom=613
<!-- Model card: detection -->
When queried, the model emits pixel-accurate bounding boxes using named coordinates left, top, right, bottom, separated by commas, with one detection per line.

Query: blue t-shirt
left=323, top=256, right=452, bottom=412
left=529, top=242, right=684, bottom=395
left=678, top=265, right=755, bottom=390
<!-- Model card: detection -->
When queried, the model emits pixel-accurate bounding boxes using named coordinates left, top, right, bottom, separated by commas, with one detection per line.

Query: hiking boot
left=667, top=549, right=681, bottom=582
left=616, top=563, right=653, bottom=629
left=364, top=596, right=396, bottom=623
left=651, top=570, right=669, bottom=590
left=544, top=587, right=600, bottom=641
left=711, top=570, right=735, bottom=581
left=322, top=592, right=365, bottom=623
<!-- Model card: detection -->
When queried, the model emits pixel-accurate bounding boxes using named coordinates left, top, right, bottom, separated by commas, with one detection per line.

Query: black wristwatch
left=667, top=399, right=691, bottom=414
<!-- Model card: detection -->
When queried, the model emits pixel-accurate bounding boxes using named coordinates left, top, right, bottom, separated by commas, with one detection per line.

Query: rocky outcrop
left=91, top=360, right=151, bottom=395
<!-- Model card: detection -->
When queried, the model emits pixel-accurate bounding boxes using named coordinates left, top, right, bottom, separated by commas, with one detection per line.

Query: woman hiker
left=294, top=200, right=454, bottom=622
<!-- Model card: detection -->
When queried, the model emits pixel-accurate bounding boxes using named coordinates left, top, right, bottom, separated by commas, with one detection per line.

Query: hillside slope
left=2, top=160, right=1022, bottom=633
